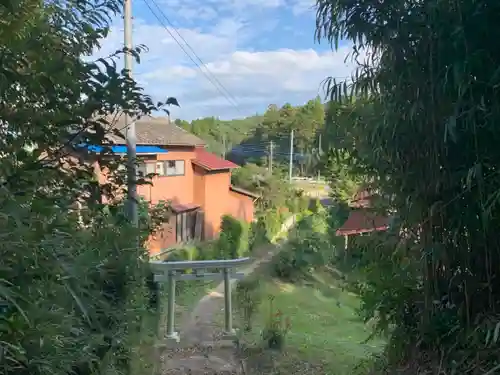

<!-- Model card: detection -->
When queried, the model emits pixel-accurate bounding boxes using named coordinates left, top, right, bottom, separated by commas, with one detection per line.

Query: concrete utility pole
left=124, top=0, right=138, bottom=227
left=318, top=133, right=322, bottom=182
left=289, top=129, right=294, bottom=183
left=222, top=133, right=226, bottom=159
left=269, top=140, right=274, bottom=174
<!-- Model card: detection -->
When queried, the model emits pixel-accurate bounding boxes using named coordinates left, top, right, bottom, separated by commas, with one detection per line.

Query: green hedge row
left=166, top=215, right=251, bottom=262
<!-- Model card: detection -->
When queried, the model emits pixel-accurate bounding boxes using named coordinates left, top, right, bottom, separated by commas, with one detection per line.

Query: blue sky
left=93, top=0, right=360, bottom=120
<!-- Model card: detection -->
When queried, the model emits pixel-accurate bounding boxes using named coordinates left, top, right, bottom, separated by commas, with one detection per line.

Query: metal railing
left=149, top=257, right=252, bottom=343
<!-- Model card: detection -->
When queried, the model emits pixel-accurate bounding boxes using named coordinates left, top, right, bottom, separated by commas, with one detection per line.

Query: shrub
left=298, top=196, right=310, bottom=212
left=262, top=210, right=282, bottom=240
left=272, top=232, right=329, bottom=281
left=272, top=249, right=298, bottom=280
left=249, top=219, right=269, bottom=250
left=1, top=198, right=155, bottom=375
left=235, top=278, right=262, bottom=332
left=261, top=295, right=291, bottom=350
left=196, top=240, right=217, bottom=260
left=218, top=215, right=249, bottom=259
left=286, top=196, right=299, bottom=213
left=327, top=202, right=350, bottom=231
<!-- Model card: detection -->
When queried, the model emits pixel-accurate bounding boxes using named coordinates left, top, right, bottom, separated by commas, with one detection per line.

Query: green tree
left=262, top=104, right=285, bottom=139
left=0, top=2, right=175, bottom=375
left=317, top=0, right=500, bottom=373
left=174, top=118, right=191, bottom=130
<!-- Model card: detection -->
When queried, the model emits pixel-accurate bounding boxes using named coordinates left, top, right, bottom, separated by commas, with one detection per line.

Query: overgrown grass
left=130, top=309, right=162, bottom=375
left=232, top=266, right=385, bottom=375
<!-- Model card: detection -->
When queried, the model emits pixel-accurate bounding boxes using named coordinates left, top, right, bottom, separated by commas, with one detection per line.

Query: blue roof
left=81, top=144, right=168, bottom=154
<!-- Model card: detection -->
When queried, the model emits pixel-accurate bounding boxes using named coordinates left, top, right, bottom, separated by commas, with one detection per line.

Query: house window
left=164, top=160, right=185, bottom=176
left=137, top=162, right=156, bottom=177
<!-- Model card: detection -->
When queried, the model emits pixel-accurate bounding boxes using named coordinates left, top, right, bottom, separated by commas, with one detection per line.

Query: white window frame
left=156, top=161, right=165, bottom=176
left=165, top=160, right=185, bottom=176
left=137, top=162, right=156, bottom=177
left=146, top=163, right=156, bottom=175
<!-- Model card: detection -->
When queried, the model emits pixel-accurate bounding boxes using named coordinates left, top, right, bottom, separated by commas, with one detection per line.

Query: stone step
left=164, top=354, right=238, bottom=374
left=160, top=344, right=242, bottom=375
left=156, top=339, right=237, bottom=350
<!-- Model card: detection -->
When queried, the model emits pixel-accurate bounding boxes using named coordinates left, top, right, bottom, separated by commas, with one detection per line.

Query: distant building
left=336, top=190, right=390, bottom=248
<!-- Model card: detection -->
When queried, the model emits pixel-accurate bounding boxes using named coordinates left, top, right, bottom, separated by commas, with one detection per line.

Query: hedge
left=217, top=215, right=250, bottom=259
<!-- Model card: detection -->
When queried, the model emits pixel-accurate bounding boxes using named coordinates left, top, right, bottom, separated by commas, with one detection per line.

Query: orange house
left=98, top=115, right=258, bottom=255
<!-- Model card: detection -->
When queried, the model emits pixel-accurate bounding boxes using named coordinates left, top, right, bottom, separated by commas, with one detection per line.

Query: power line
left=147, top=0, right=240, bottom=108
left=141, top=0, right=242, bottom=112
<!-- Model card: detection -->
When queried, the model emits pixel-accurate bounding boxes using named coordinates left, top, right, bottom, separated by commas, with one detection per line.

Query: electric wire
left=141, top=0, right=352, bottom=137
left=141, top=0, right=241, bottom=112
left=146, top=0, right=241, bottom=110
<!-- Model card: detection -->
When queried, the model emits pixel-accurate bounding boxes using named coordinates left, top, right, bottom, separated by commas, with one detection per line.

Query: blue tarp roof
left=81, top=144, right=168, bottom=154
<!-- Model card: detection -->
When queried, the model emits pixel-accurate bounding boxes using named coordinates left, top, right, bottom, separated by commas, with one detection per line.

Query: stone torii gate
left=149, top=257, right=251, bottom=344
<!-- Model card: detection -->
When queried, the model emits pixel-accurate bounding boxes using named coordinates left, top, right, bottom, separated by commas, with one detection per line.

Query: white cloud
left=92, top=18, right=360, bottom=120
left=290, top=0, right=316, bottom=16
left=159, top=0, right=285, bottom=19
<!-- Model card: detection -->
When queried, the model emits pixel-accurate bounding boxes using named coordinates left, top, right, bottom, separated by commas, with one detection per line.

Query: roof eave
left=230, top=185, right=260, bottom=199
left=191, top=160, right=239, bottom=171
left=113, top=142, right=204, bottom=147
left=336, top=226, right=389, bottom=236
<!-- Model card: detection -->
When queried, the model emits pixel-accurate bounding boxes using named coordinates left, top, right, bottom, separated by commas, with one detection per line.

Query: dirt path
left=159, top=215, right=298, bottom=375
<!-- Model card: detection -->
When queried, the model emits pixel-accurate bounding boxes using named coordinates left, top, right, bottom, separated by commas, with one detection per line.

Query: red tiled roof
left=336, top=209, right=389, bottom=236
left=193, top=148, right=239, bottom=171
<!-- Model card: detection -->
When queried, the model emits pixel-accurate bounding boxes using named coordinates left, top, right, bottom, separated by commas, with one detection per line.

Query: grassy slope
left=234, top=266, right=385, bottom=375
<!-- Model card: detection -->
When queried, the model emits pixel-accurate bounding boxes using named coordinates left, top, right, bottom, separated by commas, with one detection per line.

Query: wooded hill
left=174, top=96, right=326, bottom=170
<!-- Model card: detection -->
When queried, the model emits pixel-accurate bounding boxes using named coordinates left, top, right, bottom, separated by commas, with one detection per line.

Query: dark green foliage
left=231, top=163, right=297, bottom=214
left=261, top=296, right=291, bottom=351
left=316, top=0, right=500, bottom=372
left=249, top=218, right=269, bottom=250
left=309, top=198, right=322, bottom=213
left=230, top=163, right=312, bottom=244
left=217, top=215, right=249, bottom=259
left=174, top=116, right=263, bottom=157
left=272, top=231, right=330, bottom=281
left=176, top=98, right=326, bottom=177
left=261, top=209, right=283, bottom=240
left=271, top=212, right=334, bottom=281
left=1, top=198, right=156, bottom=375
left=146, top=272, right=159, bottom=310
left=326, top=203, right=349, bottom=248
left=297, top=195, right=310, bottom=213
left=0, top=1, right=176, bottom=374
left=235, top=278, right=262, bottom=332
